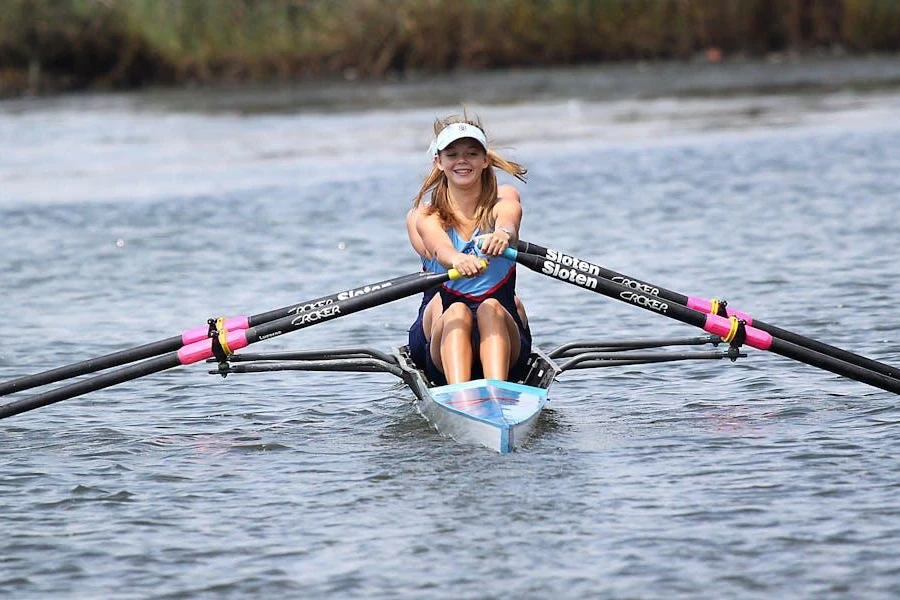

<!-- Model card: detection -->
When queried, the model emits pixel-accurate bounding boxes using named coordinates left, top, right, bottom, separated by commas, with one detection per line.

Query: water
left=2, top=59, right=900, bottom=598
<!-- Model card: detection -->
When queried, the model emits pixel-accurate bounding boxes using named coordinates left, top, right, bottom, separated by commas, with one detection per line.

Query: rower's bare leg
left=422, top=293, right=442, bottom=342
left=476, top=299, right=521, bottom=381
left=514, top=295, right=528, bottom=329
left=431, top=302, right=474, bottom=384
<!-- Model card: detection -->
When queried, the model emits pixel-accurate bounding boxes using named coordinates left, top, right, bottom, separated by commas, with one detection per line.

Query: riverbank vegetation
left=2, top=0, right=899, bottom=97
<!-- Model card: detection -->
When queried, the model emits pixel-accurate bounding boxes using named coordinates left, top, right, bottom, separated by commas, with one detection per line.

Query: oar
left=516, top=239, right=900, bottom=383
left=0, top=272, right=423, bottom=397
left=0, top=268, right=461, bottom=420
left=504, top=247, right=900, bottom=395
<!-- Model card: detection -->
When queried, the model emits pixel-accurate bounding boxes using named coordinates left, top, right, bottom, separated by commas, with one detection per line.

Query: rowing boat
left=218, top=335, right=738, bottom=453
left=395, top=345, right=558, bottom=453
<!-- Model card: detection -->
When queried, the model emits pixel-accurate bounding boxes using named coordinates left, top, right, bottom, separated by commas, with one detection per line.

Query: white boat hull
left=397, top=347, right=558, bottom=453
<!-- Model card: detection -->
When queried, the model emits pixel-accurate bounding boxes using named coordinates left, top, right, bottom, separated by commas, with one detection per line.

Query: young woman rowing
left=406, top=115, right=530, bottom=385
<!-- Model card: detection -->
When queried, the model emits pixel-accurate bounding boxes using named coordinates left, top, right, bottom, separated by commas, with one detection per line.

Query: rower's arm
left=493, top=185, right=523, bottom=242
left=406, top=207, right=429, bottom=258
left=479, top=186, right=522, bottom=256
left=416, top=212, right=484, bottom=276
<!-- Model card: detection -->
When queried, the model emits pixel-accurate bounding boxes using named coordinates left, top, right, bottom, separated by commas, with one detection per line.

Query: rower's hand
left=451, top=252, right=486, bottom=278
left=476, top=230, right=512, bottom=256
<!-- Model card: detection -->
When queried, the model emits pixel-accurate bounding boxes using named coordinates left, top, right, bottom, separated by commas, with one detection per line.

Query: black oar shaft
left=246, top=272, right=422, bottom=325
left=517, top=240, right=900, bottom=382
left=517, top=240, right=691, bottom=302
left=0, top=337, right=181, bottom=397
left=246, top=271, right=449, bottom=342
left=511, top=250, right=900, bottom=395
left=0, top=273, right=424, bottom=397
left=0, top=270, right=451, bottom=420
left=768, top=337, right=900, bottom=392
left=0, top=355, right=181, bottom=419
left=752, top=319, right=899, bottom=380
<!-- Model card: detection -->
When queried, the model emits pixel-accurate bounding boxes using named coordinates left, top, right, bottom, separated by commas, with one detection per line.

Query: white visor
left=429, top=123, right=487, bottom=157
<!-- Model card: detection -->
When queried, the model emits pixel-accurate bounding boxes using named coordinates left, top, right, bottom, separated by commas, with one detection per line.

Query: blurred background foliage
left=1, top=0, right=899, bottom=96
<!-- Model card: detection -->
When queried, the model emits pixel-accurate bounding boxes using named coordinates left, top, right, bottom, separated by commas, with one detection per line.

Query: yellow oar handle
left=448, top=259, right=488, bottom=280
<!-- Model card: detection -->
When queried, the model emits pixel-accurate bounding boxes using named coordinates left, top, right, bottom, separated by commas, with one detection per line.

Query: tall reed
left=1, top=0, right=898, bottom=96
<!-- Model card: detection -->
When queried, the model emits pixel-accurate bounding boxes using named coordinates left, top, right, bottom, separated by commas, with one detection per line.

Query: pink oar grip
left=177, top=330, right=250, bottom=365
left=686, top=297, right=754, bottom=325
left=180, top=316, right=250, bottom=345
left=702, top=314, right=772, bottom=351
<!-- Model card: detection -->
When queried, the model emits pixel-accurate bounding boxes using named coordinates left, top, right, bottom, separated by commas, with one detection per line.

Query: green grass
left=1, top=0, right=899, bottom=96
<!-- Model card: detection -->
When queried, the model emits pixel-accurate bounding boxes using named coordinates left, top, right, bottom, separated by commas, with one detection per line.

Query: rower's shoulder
left=497, top=184, right=521, bottom=204
left=407, top=203, right=427, bottom=218
left=408, top=203, right=433, bottom=225
left=414, top=205, right=443, bottom=233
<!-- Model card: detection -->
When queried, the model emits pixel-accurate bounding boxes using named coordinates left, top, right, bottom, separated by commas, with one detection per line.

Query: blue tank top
left=431, top=227, right=518, bottom=315
left=409, top=228, right=529, bottom=375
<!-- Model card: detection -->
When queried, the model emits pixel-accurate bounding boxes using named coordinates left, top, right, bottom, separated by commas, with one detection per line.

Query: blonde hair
left=413, top=112, right=527, bottom=232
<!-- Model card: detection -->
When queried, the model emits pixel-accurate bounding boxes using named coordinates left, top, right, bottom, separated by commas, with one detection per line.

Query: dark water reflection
left=2, top=62, right=900, bottom=598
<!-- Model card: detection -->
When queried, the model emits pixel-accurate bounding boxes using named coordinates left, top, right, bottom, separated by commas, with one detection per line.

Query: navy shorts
left=421, top=301, right=532, bottom=386
left=408, top=290, right=436, bottom=371
left=408, top=315, right=429, bottom=371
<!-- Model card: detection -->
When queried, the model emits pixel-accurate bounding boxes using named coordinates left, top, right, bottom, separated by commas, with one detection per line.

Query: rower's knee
left=443, top=302, right=474, bottom=326
left=423, top=294, right=442, bottom=337
left=476, top=299, right=506, bottom=326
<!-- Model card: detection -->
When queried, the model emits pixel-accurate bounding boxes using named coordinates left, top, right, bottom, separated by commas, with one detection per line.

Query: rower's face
left=435, top=139, right=488, bottom=185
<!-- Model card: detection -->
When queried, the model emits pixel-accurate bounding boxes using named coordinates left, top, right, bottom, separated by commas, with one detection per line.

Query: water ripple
left=3, top=81, right=900, bottom=598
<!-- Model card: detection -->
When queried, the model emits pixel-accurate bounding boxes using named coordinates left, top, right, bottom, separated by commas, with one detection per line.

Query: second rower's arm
left=416, top=211, right=485, bottom=278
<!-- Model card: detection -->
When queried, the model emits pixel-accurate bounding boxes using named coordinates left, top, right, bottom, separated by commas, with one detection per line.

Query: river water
left=2, top=58, right=900, bottom=598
